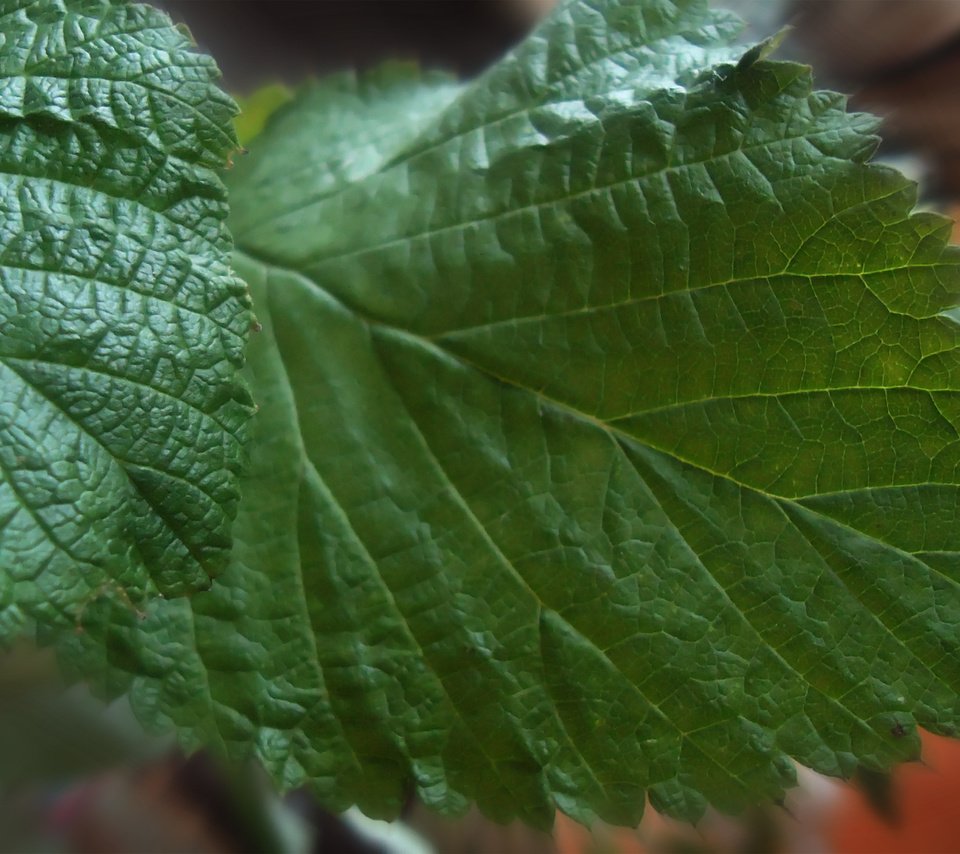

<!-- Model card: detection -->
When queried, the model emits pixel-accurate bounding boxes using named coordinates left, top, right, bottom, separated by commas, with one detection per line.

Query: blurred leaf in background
left=235, top=84, right=294, bottom=146
left=0, top=643, right=167, bottom=851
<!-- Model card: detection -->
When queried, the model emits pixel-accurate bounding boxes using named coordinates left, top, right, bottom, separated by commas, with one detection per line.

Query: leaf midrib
left=240, top=238, right=960, bottom=635
left=236, top=246, right=960, bottom=508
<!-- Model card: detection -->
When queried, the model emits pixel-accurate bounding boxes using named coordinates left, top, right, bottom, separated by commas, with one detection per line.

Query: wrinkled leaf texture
left=0, top=0, right=252, bottom=638
left=56, top=0, right=960, bottom=830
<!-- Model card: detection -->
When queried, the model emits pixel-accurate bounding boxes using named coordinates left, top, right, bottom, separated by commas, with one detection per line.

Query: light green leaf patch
left=53, top=0, right=960, bottom=830
left=0, top=0, right=253, bottom=638
left=233, top=83, right=293, bottom=147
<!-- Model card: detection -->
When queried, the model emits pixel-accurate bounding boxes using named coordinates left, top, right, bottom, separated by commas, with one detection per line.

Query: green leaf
left=233, top=83, right=293, bottom=147
left=0, top=0, right=238, bottom=166
left=53, top=0, right=960, bottom=830
left=0, top=0, right=252, bottom=637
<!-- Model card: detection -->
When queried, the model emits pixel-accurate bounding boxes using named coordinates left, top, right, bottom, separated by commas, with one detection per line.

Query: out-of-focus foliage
left=234, top=83, right=294, bottom=146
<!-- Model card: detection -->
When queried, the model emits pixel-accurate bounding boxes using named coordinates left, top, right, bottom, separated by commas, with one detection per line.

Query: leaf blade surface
left=55, top=0, right=960, bottom=827
left=0, top=0, right=251, bottom=636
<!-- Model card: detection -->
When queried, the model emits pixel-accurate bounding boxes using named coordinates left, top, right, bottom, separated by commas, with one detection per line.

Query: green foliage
left=7, top=0, right=960, bottom=832
left=233, top=83, right=293, bottom=146
left=0, top=0, right=252, bottom=637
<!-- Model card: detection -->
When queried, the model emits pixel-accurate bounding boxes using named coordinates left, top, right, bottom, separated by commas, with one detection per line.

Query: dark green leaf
left=54, top=0, right=960, bottom=829
left=0, top=0, right=252, bottom=637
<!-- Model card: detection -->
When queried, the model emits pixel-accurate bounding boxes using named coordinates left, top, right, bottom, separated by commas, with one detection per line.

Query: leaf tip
left=736, top=27, right=791, bottom=71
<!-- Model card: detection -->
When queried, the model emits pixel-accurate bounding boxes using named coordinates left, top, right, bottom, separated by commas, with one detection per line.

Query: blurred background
left=6, top=0, right=960, bottom=851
